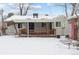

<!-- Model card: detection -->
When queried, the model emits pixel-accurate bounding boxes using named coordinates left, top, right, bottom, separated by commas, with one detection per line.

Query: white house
left=4, top=14, right=68, bottom=37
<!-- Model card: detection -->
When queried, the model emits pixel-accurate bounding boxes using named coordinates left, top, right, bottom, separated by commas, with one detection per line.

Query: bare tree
left=18, top=3, right=24, bottom=15
left=16, top=3, right=31, bottom=15
left=0, top=9, right=6, bottom=35
left=7, top=3, right=31, bottom=15
left=54, top=3, right=68, bottom=17
left=8, top=3, right=42, bottom=16
left=23, top=4, right=31, bottom=15
left=64, top=3, right=68, bottom=17
left=70, top=3, right=78, bottom=16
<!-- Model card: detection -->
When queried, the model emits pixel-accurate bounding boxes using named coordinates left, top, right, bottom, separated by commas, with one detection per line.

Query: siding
left=6, top=17, right=68, bottom=36
left=6, top=25, right=16, bottom=35
left=52, top=18, right=68, bottom=36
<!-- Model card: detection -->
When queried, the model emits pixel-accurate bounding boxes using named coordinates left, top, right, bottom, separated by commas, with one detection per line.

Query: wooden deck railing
left=19, top=28, right=27, bottom=36
left=18, top=28, right=56, bottom=37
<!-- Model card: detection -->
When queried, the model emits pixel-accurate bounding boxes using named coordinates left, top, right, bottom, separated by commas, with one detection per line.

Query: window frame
left=29, top=23, right=34, bottom=30
left=41, top=23, right=46, bottom=27
left=18, top=23, right=22, bottom=28
left=56, top=22, right=61, bottom=27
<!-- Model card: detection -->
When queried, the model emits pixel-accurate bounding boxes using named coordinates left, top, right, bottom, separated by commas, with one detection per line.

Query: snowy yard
left=0, top=35, right=79, bottom=55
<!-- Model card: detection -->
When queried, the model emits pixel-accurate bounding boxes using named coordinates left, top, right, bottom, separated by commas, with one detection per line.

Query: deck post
left=27, top=22, right=29, bottom=37
left=47, top=22, right=49, bottom=34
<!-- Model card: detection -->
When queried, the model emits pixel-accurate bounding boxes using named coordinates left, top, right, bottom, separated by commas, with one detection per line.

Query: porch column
left=27, top=22, right=29, bottom=37
left=47, top=23, right=49, bottom=34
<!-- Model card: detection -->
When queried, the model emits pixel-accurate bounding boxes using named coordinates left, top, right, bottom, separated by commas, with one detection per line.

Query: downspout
left=14, top=23, right=18, bottom=35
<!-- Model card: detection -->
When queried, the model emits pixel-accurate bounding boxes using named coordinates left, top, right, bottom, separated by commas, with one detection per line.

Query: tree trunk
left=65, top=3, right=68, bottom=17
left=71, top=7, right=75, bottom=16
left=23, top=5, right=30, bottom=15
left=1, top=9, right=5, bottom=35
left=71, top=3, right=77, bottom=16
left=20, top=8, right=23, bottom=15
left=19, top=3, right=24, bottom=15
left=23, top=6, right=29, bottom=15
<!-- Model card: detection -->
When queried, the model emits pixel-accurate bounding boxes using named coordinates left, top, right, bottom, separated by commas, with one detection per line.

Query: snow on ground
left=0, top=35, right=79, bottom=55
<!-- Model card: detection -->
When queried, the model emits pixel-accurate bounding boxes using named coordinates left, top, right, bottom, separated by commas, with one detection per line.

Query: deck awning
left=5, top=15, right=66, bottom=23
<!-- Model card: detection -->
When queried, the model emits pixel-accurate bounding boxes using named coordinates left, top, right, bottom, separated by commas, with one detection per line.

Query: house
left=68, top=15, right=78, bottom=40
left=4, top=14, right=68, bottom=37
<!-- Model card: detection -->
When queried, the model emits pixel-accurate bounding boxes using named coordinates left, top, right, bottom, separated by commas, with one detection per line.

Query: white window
left=56, top=22, right=61, bottom=27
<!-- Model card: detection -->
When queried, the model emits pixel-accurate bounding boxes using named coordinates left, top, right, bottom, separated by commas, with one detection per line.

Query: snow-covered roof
left=68, top=14, right=79, bottom=21
left=5, top=15, right=66, bottom=23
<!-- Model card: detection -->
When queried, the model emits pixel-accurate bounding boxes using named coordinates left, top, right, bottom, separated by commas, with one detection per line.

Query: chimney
left=33, top=13, right=38, bottom=18
left=45, top=14, right=48, bottom=16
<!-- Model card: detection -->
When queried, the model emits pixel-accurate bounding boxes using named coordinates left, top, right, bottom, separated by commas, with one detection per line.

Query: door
left=29, top=23, right=34, bottom=31
left=50, top=23, right=52, bottom=30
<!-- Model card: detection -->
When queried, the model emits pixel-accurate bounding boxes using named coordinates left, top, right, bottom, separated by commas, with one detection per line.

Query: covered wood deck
left=18, top=28, right=56, bottom=37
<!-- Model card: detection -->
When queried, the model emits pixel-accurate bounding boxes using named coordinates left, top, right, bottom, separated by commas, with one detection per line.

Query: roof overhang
left=11, top=19, right=55, bottom=23
left=5, top=15, right=66, bottom=23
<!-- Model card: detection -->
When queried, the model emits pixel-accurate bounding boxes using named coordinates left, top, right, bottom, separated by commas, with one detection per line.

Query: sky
left=0, top=3, right=72, bottom=18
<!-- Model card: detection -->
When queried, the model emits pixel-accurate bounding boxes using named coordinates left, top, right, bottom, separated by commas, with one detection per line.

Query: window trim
left=18, top=23, right=22, bottom=28
left=41, top=23, right=46, bottom=27
left=29, top=23, right=34, bottom=30
left=56, top=22, right=61, bottom=27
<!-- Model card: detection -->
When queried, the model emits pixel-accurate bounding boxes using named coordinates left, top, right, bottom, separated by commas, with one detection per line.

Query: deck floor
left=19, top=34, right=56, bottom=37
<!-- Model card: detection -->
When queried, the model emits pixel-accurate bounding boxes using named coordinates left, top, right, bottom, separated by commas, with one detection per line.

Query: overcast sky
left=0, top=3, right=72, bottom=18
